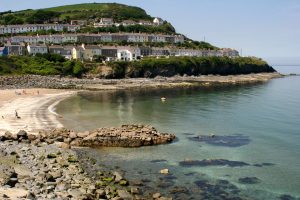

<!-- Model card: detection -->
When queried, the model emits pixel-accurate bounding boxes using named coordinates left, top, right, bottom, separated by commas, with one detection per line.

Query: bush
left=72, top=62, right=84, bottom=77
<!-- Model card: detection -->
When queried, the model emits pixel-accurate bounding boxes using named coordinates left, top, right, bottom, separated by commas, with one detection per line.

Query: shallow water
left=56, top=66, right=300, bottom=199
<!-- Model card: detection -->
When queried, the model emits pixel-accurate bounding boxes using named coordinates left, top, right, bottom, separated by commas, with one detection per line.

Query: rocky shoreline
left=0, top=125, right=175, bottom=200
left=0, top=73, right=283, bottom=90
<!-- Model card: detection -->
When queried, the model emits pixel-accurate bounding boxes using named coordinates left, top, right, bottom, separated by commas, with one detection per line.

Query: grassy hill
left=45, top=3, right=152, bottom=21
left=0, top=3, right=152, bottom=25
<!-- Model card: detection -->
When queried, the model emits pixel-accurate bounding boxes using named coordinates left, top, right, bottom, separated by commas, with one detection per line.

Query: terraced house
left=10, top=33, right=184, bottom=44
left=0, top=24, right=80, bottom=35
left=27, top=44, right=48, bottom=55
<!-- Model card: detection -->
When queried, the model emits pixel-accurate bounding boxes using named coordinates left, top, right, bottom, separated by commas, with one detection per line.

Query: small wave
left=48, top=99, right=62, bottom=116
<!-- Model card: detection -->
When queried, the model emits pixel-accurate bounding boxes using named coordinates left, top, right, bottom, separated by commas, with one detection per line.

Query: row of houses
left=0, top=43, right=239, bottom=61
left=9, top=33, right=185, bottom=44
left=0, top=17, right=164, bottom=35
left=93, top=17, right=164, bottom=28
left=0, top=24, right=81, bottom=35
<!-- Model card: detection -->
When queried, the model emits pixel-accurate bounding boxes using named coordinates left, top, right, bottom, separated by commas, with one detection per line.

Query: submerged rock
left=253, top=162, right=275, bottom=167
left=151, top=159, right=168, bottom=163
left=238, top=177, right=261, bottom=184
left=188, top=134, right=250, bottom=147
left=279, top=194, right=297, bottom=200
left=179, top=159, right=250, bottom=167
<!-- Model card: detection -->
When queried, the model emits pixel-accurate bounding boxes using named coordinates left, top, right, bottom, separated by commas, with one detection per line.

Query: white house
left=148, top=34, right=166, bottom=43
left=120, top=20, right=137, bottom=27
left=138, top=20, right=153, bottom=26
left=117, top=46, right=141, bottom=61
left=0, top=24, right=80, bottom=35
left=62, top=34, right=78, bottom=43
left=27, top=44, right=48, bottom=55
left=127, top=33, right=148, bottom=43
left=153, top=17, right=164, bottom=26
left=94, top=18, right=114, bottom=27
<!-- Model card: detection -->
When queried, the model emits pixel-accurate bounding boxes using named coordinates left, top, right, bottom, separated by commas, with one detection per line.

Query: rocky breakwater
left=25, top=124, right=176, bottom=148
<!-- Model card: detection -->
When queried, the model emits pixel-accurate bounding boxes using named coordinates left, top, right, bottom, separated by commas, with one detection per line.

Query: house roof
left=28, top=44, right=47, bottom=48
left=84, top=45, right=101, bottom=50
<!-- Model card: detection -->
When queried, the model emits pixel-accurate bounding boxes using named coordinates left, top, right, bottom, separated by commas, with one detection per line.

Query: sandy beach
left=0, top=89, right=75, bottom=134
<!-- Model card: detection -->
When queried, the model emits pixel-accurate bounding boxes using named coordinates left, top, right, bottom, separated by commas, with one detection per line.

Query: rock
left=17, top=130, right=28, bottom=140
left=119, top=180, right=128, bottom=186
left=49, top=170, right=62, bottom=179
left=67, top=155, right=78, bottom=163
left=55, top=183, right=69, bottom=192
left=77, top=131, right=90, bottom=138
left=153, top=193, right=161, bottom=199
left=68, top=189, right=83, bottom=199
left=56, top=142, right=70, bottom=149
left=69, top=131, right=77, bottom=139
left=158, top=197, right=173, bottom=200
left=46, top=174, right=55, bottom=182
left=117, top=190, right=133, bottom=200
left=130, top=187, right=140, bottom=194
left=27, top=133, right=38, bottom=141
left=113, top=171, right=123, bottom=182
left=4, top=131, right=16, bottom=140
left=6, top=178, right=18, bottom=187
left=159, top=169, right=169, bottom=174
left=95, top=189, right=105, bottom=197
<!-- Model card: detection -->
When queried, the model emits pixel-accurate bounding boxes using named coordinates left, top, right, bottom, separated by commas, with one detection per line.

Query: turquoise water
left=57, top=66, right=300, bottom=199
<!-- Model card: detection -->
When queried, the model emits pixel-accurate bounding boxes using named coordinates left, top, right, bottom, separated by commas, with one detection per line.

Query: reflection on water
left=56, top=67, right=300, bottom=199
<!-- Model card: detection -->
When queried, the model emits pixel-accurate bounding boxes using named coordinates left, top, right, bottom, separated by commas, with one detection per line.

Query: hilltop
left=0, top=3, right=152, bottom=23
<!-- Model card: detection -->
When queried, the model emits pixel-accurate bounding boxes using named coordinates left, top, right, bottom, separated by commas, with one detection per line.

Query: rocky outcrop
left=1, top=124, right=176, bottom=148
left=0, top=73, right=283, bottom=90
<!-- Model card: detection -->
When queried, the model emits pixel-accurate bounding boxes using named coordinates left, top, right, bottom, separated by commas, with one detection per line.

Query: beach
left=0, top=89, right=75, bottom=134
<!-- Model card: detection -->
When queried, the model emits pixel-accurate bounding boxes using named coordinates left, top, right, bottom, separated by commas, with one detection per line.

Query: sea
left=56, top=66, right=300, bottom=200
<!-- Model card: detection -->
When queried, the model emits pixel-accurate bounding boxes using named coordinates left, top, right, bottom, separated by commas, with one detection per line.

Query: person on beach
left=37, top=90, right=40, bottom=95
left=15, top=110, right=20, bottom=119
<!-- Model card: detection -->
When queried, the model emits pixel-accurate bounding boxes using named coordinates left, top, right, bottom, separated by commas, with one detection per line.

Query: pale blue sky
left=1, top=0, right=300, bottom=64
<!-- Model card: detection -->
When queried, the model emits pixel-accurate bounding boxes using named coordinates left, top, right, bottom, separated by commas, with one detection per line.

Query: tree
left=26, top=10, right=60, bottom=24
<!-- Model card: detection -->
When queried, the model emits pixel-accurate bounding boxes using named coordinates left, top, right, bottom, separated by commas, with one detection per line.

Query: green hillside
left=0, top=3, right=152, bottom=25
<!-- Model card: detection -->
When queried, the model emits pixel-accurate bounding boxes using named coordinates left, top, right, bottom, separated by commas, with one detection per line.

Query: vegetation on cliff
left=0, top=54, right=84, bottom=77
left=107, top=56, right=275, bottom=78
left=0, top=55, right=275, bottom=78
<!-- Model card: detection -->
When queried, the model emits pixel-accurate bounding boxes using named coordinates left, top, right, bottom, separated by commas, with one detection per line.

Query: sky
left=1, top=0, right=300, bottom=64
